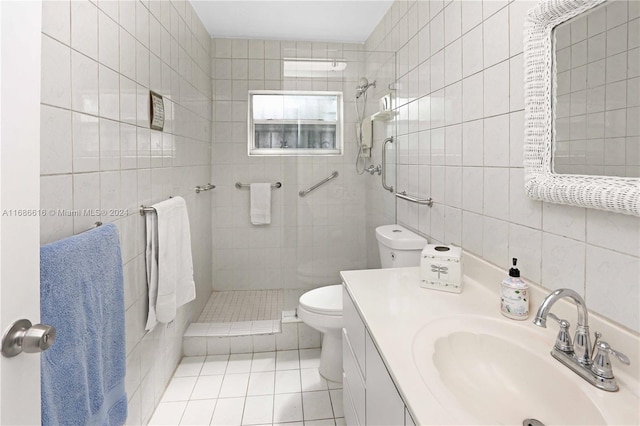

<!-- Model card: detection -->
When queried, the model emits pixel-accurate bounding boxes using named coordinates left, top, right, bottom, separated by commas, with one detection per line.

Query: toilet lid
left=299, top=285, right=342, bottom=316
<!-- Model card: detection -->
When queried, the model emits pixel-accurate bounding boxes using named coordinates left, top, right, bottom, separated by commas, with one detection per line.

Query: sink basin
left=412, top=315, right=638, bottom=425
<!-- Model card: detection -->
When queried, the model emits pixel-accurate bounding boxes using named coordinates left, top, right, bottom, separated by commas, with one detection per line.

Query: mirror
left=524, top=0, right=640, bottom=216
left=553, top=0, right=639, bottom=177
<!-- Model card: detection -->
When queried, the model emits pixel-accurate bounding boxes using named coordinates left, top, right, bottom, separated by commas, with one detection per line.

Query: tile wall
left=555, top=0, right=640, bottom=176
left=39, top=1, right=212, bottom=423
left=210, top=39, right=377, bottom=291
left=364, top=0, right=640, bottom=332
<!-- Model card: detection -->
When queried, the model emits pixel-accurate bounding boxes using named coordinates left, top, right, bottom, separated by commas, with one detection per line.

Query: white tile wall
left=40, top=1, right=213, bottom=424
left=211, top=39, right=376, bottom=291
left=365, top=0, right=640, bottom=333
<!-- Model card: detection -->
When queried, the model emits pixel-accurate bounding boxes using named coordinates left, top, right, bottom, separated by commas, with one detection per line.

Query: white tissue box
left=420, top=245, right=463, bottom=293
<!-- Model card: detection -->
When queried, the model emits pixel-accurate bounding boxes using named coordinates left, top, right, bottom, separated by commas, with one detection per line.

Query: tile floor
left=198, top=290, right=306, bottom=322
left=149, top=349, right=344, bottom=426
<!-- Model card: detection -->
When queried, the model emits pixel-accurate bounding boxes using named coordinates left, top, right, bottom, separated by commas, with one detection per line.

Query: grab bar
left=235, top=181, right=282, bottom=189
left=396, top=191, right=433, bottom=206
left=299, top=171, right=339, bottom=197
left=382, top=137, right=393, bottom=192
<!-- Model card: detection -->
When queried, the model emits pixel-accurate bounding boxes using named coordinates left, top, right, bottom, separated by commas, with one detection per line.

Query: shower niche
left=248, top=90, right=343, bottom=155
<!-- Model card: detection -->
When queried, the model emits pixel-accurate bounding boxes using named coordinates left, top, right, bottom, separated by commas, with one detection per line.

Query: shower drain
left=523, top=419, right=545, bottom=426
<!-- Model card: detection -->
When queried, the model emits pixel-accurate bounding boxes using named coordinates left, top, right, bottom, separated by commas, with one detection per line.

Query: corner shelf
left=371, top=111, right=396, bottom=121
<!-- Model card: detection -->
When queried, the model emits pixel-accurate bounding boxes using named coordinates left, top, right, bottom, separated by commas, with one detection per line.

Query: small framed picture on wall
left=149, top=90, right=164, bottom=131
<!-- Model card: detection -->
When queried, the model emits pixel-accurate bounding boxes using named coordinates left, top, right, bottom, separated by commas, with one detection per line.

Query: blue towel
left=40, top=223, right=127, bottom=426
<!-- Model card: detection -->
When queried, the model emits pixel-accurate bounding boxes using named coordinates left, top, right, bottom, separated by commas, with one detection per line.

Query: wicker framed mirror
left=524, top=0, right=640, bottom=216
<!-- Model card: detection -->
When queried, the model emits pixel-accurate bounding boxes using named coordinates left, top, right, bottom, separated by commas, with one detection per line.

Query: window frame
left=247, top=90, right=344, bottom=156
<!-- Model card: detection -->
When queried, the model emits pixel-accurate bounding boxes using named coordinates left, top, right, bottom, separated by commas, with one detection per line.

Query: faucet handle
left=548, top=312, right=569, bottom=327
left=548, top=312, right=573, bottom=353
left=599, top=341, right=630, bottom=365
left=591, top=340, right=630, bottom=379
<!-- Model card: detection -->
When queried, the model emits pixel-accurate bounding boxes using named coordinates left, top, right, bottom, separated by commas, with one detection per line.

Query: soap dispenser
left=500, top=258, right=529, bottom=320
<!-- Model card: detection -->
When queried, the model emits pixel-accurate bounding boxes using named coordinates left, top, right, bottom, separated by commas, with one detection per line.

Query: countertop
left=340, top=252, right=640, bottom=425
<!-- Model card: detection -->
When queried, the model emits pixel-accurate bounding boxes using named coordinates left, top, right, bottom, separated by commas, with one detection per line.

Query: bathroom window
left=248, top=91, right=343, bottom=156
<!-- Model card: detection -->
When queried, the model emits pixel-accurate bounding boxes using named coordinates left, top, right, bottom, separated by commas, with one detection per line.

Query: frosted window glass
left=249, top=91, right=342, bottom=156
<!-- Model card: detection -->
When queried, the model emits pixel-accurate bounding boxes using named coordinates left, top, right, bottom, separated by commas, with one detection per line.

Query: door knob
left=1, top=319, right=56, bottom=358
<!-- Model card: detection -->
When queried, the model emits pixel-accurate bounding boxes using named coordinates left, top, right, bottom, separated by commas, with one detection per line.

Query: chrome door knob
left=22, top=323, right=56, bottom=353
left=1, top=319, right=56, bottom=358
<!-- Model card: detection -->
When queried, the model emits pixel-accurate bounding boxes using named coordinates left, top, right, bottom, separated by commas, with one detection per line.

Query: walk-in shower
left=189, top=48, right=396, bottom=357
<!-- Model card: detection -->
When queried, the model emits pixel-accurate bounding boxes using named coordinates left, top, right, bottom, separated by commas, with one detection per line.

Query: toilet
left=297, top=224, right=427, bottom=382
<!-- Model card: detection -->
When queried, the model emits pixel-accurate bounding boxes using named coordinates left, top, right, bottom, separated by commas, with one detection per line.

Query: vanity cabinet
left=365, top=330, right=405, bottom=425
left=343, top=287, right=366, bottom=425
left=405, top=408, right=416, bottom=426
left=343, top=285, right=414, bottom=426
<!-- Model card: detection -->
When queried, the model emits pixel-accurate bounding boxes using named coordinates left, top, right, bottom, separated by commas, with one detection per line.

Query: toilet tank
left=376, top=225, right=428, bottom=268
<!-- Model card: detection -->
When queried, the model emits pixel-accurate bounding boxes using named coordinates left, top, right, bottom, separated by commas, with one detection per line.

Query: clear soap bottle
left=500, top=258, right=529, bottom=320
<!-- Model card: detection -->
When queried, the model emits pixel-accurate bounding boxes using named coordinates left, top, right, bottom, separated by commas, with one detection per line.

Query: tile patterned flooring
left=198, top=290, right=306, bottom=323
left=149, top=349, right=344, bottom=426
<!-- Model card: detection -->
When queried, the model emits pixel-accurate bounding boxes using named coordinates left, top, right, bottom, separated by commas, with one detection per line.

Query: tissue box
left=420, top=245, right=463, bottom=293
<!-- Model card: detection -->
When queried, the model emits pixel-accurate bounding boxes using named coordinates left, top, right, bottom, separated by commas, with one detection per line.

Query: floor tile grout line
left=298, top=349, right=305, bottom=423
left=159, top=349, right=342, bottom=426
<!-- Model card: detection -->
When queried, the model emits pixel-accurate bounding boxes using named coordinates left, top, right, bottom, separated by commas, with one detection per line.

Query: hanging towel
left=40, top=223, right=127, bottom=426
left=250, top=183, right=272, bottom=225
left=145, top=196, right=196, bottom=330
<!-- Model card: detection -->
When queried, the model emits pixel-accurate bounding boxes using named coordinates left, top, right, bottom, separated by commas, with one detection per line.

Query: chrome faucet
left=365, top=165, right=381, bottom=175
left=533, top=288, right=630, bottom=392
left=533, top=288, right=592, bottom=365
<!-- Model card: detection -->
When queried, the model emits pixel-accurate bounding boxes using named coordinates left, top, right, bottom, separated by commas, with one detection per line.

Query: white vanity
left=340, top=252, right=640, bottom=425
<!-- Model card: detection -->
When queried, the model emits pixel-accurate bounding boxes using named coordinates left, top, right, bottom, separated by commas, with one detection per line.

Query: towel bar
left=87, top=221, right=102, bottom=231
left=75, top=221, right=103, bottom=235
left=139, top=196, right=175, bottom=216
left=195, top=183, right=215, bottom=193
left=235, top=182, right=282, bottom=189
left=139, top=205, right=156, bottom=216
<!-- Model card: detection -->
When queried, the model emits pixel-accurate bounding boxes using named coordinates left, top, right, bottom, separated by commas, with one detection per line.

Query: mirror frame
left=524, top=0, right=640, bottom=217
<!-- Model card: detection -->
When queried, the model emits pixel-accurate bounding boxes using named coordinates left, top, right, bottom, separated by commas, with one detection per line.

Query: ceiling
left=190, top=1, right=394, bottom=44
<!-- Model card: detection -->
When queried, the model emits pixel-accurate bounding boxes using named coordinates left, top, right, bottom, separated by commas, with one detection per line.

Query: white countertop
left=340, top=253, right=640, bottom=425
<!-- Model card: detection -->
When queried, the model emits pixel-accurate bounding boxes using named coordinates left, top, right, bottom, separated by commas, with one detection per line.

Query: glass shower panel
left=211, top=47, right=395, bottom=295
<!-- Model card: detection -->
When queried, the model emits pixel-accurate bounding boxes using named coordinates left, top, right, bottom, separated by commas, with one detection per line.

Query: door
left=0, top=1, right=43, bottom=424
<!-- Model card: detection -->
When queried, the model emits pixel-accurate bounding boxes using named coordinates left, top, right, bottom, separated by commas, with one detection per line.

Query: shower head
left=356, top=77, right=376, bottom=99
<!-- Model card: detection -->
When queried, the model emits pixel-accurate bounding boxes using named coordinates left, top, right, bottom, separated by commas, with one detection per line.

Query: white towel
left=145, top=196, right=195, bottom=331
left=250, top=183, right=272, bottom=225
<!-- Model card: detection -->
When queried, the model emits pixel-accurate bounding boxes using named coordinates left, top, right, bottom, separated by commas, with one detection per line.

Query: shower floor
left=198, top=289, right=305, bottom=323
left=185, top=289, right=321, bottom=354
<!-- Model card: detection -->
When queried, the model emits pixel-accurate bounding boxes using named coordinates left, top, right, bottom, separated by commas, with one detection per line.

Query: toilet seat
left=298, top=284, right=342, bottom=316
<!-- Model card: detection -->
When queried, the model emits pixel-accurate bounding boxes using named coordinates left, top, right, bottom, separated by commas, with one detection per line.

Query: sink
left=412, top=315, right=638, bottom=425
